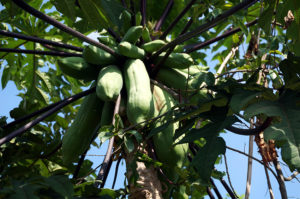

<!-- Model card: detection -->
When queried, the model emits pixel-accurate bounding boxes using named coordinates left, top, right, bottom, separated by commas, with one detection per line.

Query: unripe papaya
left=118, top=41, right=145, bottom=59
left=152, top=85, right=188, bottom=198
left=97, top=36, right=117, bottom=47
left=142, top=27, right=152, bottom=43
left=83, top=45, right=116, bottom=66
left=124, top=59, right=154, bottom=125
left=100, top=101, right=115, bottom=126
left=135, top=11, right=142, bottom=25
left=96, top=65, right=123, bottom=101
left=62, top=87, right=103, bottom=165
left=141, top=40, right=166, bottom=53
left=179, top=65, right=209, bottom=76
left=119, top=10, right=132, bottom=35
left=152, top=85, right=188, bottom=168
left=56, top=57, right=98, bottom=81
left=156, top=68, right=191, bottom=91
left=155, top=52, right=194, bottom=69
left=122, top=25, right=143, bottom=44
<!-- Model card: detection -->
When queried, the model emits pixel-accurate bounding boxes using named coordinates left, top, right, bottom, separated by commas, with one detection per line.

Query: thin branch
left=0, top=87, right=95, bottom=146
left=154, top=0, right=174, bottom=31
left=245, top=134, right=254, bottom=199
left=11, top=0, right=118, bottom=57
left=225, top=117, right=272, bottom=136
left=160, top=0, right=196, bottom=39
left=40, top=142, right=62, bottom=159
left=220, top=178, right=237, bottom=199
left=185, top=19, right=258, bottom=53
left=150, top=79, right=179, bottom=99
left=215, top=46, right=239, bottom=85
left=76, top=163, right=103, bottom=185
left=273, top=159, right=288, bottom=199
left=263, top=164, right=275, bottom=199
left=0, top=48, right=81, bottom=57
left=284, top=171, right=299, bottom=181
left=152, top=0, right=257, bottom=59
left=224, top=154, right=238, bottom=198
left=112, top=157, right=122, bottom=189
left=141, top=0, right=147, bottom=27
left=226, top=146, right=279, bottom=181
left=210, top=178, right=222, bottom=199
left=95, top=94, right=121, bottom=188
left=0, top=29, right=83, bottom=52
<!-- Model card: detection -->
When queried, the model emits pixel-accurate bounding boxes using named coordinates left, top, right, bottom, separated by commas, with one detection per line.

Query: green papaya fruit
left=141, top=40, right=166, bottom=53
left=62, top=86, right=103, bottom=165
left=155, top=52, right=194, bottom=69
left=122, top=25, right=143, bottom=44
left=142, top=27, right=152, bottom=43
left=118, top=41, right=145, bottom=59
left=119, top=10, right=132, bottom=35
left=83, top=45, right=116, bottom=66
left=56, top=57, right=98, bottom=81
left=96, top=65, right=123, bottom=101
left=124, top=59, right=154, bottom=125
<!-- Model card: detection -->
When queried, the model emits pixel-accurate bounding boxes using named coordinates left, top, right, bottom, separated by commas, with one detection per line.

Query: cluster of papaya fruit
left=57, top=16, right=212, bottom=197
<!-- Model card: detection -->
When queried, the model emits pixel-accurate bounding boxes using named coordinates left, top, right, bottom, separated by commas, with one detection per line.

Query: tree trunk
left=125, top=145, right=163, bottom=199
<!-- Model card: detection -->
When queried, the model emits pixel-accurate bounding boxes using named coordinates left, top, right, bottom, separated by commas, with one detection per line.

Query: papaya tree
left=0, top=0, right=299, bottom=198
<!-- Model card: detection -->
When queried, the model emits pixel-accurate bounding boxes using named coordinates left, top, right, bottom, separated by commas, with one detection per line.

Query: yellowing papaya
left=118, top=41, right=145, bottom=59
left=96, top=65, right=123, bottom=101
left=124, top=59, right=154, bottom=125
left=56, top=57, right=98, bottom=81
left=83, top=45, right=116, bottom=66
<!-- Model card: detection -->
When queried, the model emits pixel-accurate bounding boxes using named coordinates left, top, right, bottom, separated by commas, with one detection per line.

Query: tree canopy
left=0, top=0, right=299, bottom=198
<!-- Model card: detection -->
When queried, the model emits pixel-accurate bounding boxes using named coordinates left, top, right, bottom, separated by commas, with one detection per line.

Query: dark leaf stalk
left=0, top=29, right=83, bottom=52
left=0, top=87, right=96, bottom=146
left=11, top=0, right=118, bottom=57
left=151, top=0, right=258, bottom=59
left=0, top=48, right=82, bottom=57
left=160, top=0, right=196, bottom=39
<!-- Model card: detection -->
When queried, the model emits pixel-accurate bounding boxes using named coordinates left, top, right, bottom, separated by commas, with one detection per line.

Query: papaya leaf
left=43, top=175, right=74, bottom=198
left=127, top=130, right=143, bottom=143
left=176, top=116, right=238, bottom=145
left=244, top=90, right=300, bottom=170
left=124, top=136, right=135, bottom=153
left=229, top=89, right=261, bottom=113
left=78, top=0, right=123, bottom=31
left=258, top=2, right=275, bottom=36
left=50, top=0, right=77, bottom=21
left=192, top=137, right=226, bottom=183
